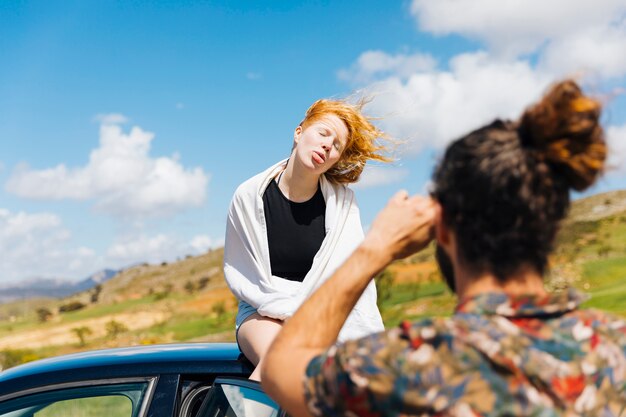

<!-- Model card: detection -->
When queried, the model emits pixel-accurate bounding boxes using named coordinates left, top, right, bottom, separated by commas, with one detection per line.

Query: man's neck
left=455, top=266, right=547, bottom=300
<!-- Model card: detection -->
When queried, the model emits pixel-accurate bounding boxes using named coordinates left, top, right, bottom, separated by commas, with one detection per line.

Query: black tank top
left=263, top=178, right=326, bottom=282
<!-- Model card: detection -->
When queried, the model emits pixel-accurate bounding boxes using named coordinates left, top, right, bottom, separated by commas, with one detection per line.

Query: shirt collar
left=454, top=288, right=588, bottom=317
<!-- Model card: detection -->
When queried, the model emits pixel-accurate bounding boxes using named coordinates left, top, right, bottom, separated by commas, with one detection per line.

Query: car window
left=32, top=395, right=130, bottom=417
left=0, top=381, right=151, bottom=417
left=194, top=379, right=281, bottom=417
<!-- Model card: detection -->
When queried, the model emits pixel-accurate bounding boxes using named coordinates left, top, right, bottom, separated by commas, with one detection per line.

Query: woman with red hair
left=224, top=98, right=391, bottom=380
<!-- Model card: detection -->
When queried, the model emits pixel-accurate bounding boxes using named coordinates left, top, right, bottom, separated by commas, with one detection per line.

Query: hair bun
left=518, top=80, right=606, bottom=191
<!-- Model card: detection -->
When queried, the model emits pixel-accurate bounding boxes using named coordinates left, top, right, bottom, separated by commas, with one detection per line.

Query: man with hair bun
left=262, top=80, right=626, bottom=416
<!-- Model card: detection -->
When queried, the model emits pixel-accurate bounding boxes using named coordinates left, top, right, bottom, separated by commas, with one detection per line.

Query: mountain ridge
left=0, top=269, right=118, bottom=304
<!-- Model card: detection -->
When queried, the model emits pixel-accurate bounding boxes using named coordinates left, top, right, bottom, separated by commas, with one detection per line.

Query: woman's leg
left=237, top=313, right=283, bottom=381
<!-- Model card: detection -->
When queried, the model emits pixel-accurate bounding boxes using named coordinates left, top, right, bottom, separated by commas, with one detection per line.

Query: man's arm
left=261, top=191, right=436, bottom=417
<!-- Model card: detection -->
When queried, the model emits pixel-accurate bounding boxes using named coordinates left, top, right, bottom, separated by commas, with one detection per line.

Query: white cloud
left=0, top=209, right=97, bottom=283
left=338, top=50, right=436, bottom=85
left=0, top=209, right=222, bottom=283
left=356, top=51, right=551, bottom=152
left=246, top=72, right=262, bottom=80
left=540, top=22, right=626, bottom=80
left=606, top=123, right=626, bottom=174
left=94, top=113, right=129, bottom=125
left=410, top=0, right=626, bottom=56
left=176, top=102, right=185, bottom=110
left=410, top=0, right=626, bottom=80
left=353, top=166, right=410, bottom=189
left=106, top=234, right=173, bottom=265
left=105, top=233, right=221, bottom=267
left=338, top=3, right=626, bottom=157
left=5, top=119, right=209, bottom=218
left=190, top=234, right=215, bottom=253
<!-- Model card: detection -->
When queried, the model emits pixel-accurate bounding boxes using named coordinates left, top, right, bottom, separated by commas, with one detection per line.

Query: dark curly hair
left=431, top=80, right=606, bottom=281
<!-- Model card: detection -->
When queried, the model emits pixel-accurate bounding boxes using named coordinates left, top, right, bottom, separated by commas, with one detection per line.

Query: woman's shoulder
left=234, top=171, right=265, bottom=195
left=229, top=174, right=263, bottom=212
left=231, top=160, right=287, bottom=202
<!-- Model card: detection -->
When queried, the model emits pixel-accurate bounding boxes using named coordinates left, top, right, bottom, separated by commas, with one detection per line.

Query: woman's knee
left=237, top=314, right=283, bottom=365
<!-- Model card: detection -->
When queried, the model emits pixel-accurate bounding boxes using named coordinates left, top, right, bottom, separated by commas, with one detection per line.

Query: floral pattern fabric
left=304, top=289, right=626, bottom=417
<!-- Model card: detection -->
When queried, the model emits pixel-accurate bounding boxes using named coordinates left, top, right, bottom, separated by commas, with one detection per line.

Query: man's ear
left=434, top=203, right=451, bottom=248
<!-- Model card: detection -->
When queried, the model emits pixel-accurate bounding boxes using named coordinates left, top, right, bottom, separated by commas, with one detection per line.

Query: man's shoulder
left=336, top=316, right=462, bottom=365
left=569, top=307, right=626, bottom=341
left=304, top=317, right=483, bottom=416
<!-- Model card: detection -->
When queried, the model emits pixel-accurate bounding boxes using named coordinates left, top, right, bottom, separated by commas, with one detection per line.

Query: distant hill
left=555, top=190, right=626, bottom=257
left=71, top=269, right=119, bottom=293
left=567, top=190, right=626, bottom=222
left=0, top=269, right=118, bottom=304
left=70, top=249, right=225, bottom=306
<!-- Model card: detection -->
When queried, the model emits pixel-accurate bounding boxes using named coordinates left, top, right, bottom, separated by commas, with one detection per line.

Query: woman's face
left=293, top=114, right=349, bottom=174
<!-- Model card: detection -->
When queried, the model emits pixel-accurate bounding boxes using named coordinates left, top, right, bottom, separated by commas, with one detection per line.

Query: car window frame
left=179, top=385, right=212, bottom=417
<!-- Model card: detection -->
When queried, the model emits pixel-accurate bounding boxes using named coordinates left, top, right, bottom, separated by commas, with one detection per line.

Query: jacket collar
left=455, top=288, right=587, bottom=317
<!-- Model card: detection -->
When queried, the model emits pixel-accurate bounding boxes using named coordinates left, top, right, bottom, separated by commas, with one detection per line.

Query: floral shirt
left=304, top=289, right=626, bottom=417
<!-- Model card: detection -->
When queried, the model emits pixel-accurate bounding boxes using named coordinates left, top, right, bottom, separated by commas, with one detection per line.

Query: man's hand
left=363, top=191, right=436, bottom=263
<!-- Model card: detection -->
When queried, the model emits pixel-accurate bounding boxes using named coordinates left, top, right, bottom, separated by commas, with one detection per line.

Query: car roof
left=0, top=343, right=251, bottom=397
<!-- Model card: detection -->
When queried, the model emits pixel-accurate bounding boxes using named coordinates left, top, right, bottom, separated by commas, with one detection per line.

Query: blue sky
left=1, top=1, right=626, bottom=284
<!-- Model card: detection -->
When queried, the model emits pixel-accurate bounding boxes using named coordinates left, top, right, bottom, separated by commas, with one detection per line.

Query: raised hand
left=363, top=190, right=436, bottom=263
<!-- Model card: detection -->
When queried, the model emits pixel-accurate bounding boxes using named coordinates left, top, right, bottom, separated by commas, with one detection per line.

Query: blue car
left=0, top=343, right=285, bottom=417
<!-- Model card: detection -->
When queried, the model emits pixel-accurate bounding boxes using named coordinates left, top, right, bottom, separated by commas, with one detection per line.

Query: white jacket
left=223, top=159, right=384, bottom=342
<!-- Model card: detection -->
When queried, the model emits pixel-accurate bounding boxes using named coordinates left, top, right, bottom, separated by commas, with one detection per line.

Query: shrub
left=212, top=301, right=226, bottom=318
left=36, top=307, right=53, bottom=323
left=72, top=326, right=93, bottom=347
left=59, top=301, right=86, bottom=313
left=197, top=277, right=210, bottom=290
left=90, top=284, right=103, bottom=303
left=598, top=245, right=612, bottom=258
left=0, top=349, right=40, bottom=370
left=105, top=320, right=128, bottom=340
left=153, top=284, right=173, bottom=301
left=184, top=281, right=196, bottom=294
